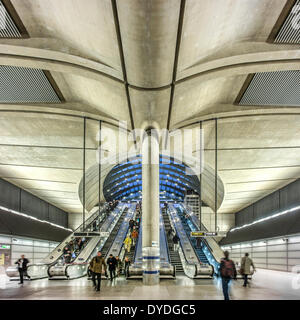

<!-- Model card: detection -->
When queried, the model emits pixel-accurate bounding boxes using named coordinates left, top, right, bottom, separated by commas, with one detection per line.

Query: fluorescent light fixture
left=0, top=205, right=73, bottom=232
left=230, top=205, right=300, bottom=232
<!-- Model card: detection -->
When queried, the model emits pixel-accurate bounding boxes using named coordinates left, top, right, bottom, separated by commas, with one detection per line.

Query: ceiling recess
left=0, top=66, right=62, bottom=103
left=0, top=0, right=22, bottom=37
left=238, top=70, right=300, bottom=107
left=274, top=0, right=300, bottom=44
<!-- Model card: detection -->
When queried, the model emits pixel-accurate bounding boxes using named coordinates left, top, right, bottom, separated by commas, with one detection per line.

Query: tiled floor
left=1, top=269, right=300, bottom=300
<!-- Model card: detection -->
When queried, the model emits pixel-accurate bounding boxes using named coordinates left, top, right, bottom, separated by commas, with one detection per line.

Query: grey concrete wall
left=221, top=179, right=300, bottom=245
left=0, top=178, right=69, bottom=240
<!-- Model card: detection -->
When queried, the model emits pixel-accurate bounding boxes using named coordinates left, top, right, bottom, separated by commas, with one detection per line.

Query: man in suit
left=15, top=254, right=30, bottom=284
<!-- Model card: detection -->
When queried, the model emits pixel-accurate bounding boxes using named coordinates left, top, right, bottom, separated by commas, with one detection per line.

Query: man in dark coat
left=15, top=254, right=30, bottom=284
left=106, top=254, right=117, bottom=281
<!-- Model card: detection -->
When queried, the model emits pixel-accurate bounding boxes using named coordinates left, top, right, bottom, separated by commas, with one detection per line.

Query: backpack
left=221, top=259, right=235, bottom=278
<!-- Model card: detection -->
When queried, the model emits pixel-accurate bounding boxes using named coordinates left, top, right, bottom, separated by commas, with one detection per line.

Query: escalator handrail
left=160, top=210, right=171, bottom=265
left=180, top=204, right=221, bottom=270
left=65, top=204, right=126, bottom=268
left=103, top=205, right=130, bottom=259
left=182, top=204, right=218, bottom=257
left=176, top=209, right=210, bottom=266
left=46, top=204, right=107, bottom=260
left=166, top=206, right=198, bottom=267
left=132, top=218, right=141, bottom=263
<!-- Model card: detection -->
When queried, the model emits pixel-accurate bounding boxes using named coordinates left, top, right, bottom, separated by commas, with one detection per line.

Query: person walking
left=220, top=251, right=237, bottom=300
left=115, top=256, right=123, bottom=277
left=107, top=254, right=117, bottom=281
left=89, top=251, right=107, bottom=292
left=124, top=256, right=131, bottom=278
left=240, top=253, right=256, bottom=287
left=124, top=235, right=132, bottom=253
left=15, top=255, right=30, bottom=284
left=172, top=234, right=180, bottom=251
left=131, top=229, right=138, bottom=246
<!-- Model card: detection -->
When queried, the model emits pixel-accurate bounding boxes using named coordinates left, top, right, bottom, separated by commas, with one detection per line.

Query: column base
left=143, top=272, right=160, bottom=285
left=142, top=246, right=160, bottom=286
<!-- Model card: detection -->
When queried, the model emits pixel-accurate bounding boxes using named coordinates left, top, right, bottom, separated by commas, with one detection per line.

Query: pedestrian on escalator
left=220, top=251, right=237, bottom=300
left=89, top=251, right=107, bottom=292
left=196, top=237, right=202, bottom=248
left=107, top=254, right=117, bottom=281
left=15, top=255, right=30, bottom=285
left=124, top=256, right=131, bottom=278
left=172, top=234, right=180, bottom=251
left=129, top=219, right=135, bottom=232
left=124, top=235, right=132, bottom=253
left=63, top=246, right=71, bottom=264
left=240, top=253, right=256, bottom=287
left=131, top=229, right=138, bottom=246
left=93, top=220, right=97, bottom=231
left=78, top=238, right=83, bottom=251
left=115, top=256, right=123, bottom=277
left=167, top=228, right=173, bottom=240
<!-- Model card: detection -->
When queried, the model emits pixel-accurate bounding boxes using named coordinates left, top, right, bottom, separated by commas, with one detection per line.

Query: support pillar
left=142, top=128, right=160, bottom=285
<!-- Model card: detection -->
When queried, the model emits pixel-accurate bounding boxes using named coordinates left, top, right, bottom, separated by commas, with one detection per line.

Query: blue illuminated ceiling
left=103, top=155, right=200, bottom=202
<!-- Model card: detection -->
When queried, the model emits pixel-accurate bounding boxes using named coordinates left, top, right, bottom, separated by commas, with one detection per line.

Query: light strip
left=0, top=205, right=73, bottom=232
left=230, top=205, right=300, bottom=232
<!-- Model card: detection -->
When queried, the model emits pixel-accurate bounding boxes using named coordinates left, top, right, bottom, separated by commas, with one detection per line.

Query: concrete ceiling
left=0, top=0, right=299, bottom=217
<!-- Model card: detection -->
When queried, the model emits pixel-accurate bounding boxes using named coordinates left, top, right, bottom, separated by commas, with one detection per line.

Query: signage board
left=190, top=231, right=221, bottom=237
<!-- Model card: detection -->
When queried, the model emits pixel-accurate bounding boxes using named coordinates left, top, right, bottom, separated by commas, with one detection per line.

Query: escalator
left=87, top=203, right=137, bottom=280
left=128, top=207, right=175, bottom=279
left=177, top=203, right=222, bottom=275
left=5, top=204, right=109, bottom=280
left=167, top=204, right=214, bottom=278
left=161, top=208, right=184, bottom=274
left=175, top=206, right=209, bottom=264
left=48, top=203, right=128, bottom=279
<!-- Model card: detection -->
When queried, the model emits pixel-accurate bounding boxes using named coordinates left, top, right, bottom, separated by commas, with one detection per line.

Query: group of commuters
left=219, top=251, right=256, bottom=300
left=124, top=211, right=141, bottom=253
left=63, top=237, right=86, bottom=264
left=14, top=249, right=256, bottom=298
left=88, top=251, right=131, bottom=292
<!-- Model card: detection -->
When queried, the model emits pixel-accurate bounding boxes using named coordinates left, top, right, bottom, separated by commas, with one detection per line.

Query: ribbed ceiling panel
left=239, top=70, right=300, bottom=107
left=0, top=66, right=61, bottom=103
left=0, top=0, right=21, bottom=37
left=274, top=0, right=300, bottom=44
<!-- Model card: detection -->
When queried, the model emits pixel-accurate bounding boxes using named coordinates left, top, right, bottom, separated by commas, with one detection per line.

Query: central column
left=142, top=128, right=160, bottom=285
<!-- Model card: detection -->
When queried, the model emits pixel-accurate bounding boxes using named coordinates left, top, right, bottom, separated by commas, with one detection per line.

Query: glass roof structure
left=103, top=155, right=200, bottom=202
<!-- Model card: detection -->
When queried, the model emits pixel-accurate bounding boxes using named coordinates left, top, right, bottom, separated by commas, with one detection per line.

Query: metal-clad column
left=215, top=118, right=218, bottom=232
left=142, top=128, right=160, bottom=285
left=82, top=117, right=86, bottom=230
left=199, top=121, right=202, bottom=228
left=98, top=120, right=102, bottom=217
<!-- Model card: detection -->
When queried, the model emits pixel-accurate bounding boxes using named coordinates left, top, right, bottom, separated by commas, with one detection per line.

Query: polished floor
left=0, top=269, right=300, bottom=300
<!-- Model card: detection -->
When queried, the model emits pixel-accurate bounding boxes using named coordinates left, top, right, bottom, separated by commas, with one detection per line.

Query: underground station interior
left=0, top=0, right=300, bottom=310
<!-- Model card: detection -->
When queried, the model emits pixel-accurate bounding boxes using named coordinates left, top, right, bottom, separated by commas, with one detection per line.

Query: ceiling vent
left=0, top=0, right=28, bottom=38
left=270, top=0, right=300, bottom=44
left=237, top=70, right=300, bottom=107
left=0, top=66, right=62, bottom=103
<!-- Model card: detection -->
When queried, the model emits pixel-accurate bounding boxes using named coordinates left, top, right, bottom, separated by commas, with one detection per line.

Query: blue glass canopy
left=103, top=155, right=200, bottom=202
